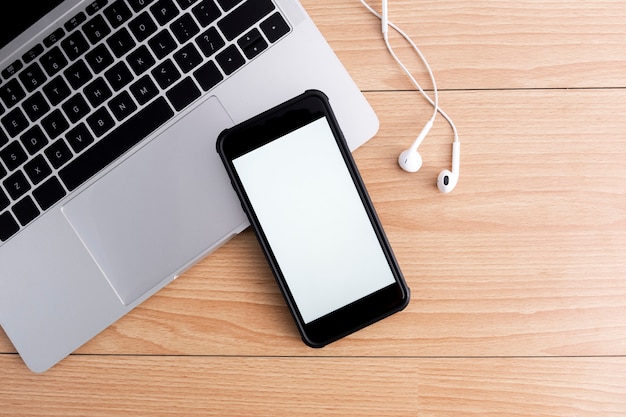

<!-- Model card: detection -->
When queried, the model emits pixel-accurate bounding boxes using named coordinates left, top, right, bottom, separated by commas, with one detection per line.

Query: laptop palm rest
left=61, top=96, right=248, bottom=306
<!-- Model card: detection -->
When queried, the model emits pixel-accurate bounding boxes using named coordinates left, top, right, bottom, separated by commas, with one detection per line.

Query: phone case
left=217, top=90, right=410, bottom=347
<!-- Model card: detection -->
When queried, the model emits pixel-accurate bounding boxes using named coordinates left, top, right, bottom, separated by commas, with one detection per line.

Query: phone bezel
left=217, top=90, right=409, bottom=347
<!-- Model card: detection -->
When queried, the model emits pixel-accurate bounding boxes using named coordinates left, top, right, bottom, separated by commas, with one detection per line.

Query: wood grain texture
left=2, top=356, right=625, bottom=417
left=304, top=0, right=626, bottom=90
left=2, top=0, right=625, bottom=415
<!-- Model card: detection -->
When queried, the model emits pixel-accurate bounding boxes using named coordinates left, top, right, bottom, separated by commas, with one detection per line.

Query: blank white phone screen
left=233, top=117, right=395, bottom=323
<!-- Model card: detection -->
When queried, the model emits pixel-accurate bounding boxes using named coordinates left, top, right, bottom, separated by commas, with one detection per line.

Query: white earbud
left=398, top=149, right=422, bottom=172
left=398, top=119, right=433, bottom=172
left=437, top=142, right=460, bottom=193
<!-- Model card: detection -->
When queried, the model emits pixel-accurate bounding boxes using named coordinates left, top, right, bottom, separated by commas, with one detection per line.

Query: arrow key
left=260, top=12, right=290, bottom=43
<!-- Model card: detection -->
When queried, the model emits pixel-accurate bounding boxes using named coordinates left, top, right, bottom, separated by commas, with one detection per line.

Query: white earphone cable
left=360, top=0, right=459, bottom=144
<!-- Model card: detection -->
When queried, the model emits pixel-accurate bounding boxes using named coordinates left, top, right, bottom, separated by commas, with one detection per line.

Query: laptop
left=0, top=0, right=379, bottom=372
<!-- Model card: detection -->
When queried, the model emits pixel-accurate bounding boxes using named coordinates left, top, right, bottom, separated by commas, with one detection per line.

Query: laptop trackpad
left=62, top=96, right=245, bottom=306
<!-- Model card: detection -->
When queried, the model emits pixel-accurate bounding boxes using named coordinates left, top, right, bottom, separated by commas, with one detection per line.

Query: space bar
left=60, top=98, right=174, bottom=191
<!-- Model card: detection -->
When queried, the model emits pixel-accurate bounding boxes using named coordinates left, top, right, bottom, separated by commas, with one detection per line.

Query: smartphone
left=217, top=90, right=410, bottom=347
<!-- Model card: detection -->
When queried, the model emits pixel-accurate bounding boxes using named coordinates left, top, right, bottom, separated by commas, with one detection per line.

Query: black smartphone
left=217, top=90, right=410, bottom=347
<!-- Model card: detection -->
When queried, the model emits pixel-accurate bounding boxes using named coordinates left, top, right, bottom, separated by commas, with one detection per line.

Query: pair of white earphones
left=361, top=0, right=461, bottom=193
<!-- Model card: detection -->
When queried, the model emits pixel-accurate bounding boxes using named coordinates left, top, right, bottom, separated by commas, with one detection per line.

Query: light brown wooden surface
left=2, top=0, right=626, bottom=415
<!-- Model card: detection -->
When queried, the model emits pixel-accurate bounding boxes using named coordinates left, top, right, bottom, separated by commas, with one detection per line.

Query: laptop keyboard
left=0, top=0, right=291, bottom=242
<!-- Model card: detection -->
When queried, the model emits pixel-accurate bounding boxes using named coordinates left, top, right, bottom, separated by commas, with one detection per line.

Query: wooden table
left=3, top=1, right=626, bottom=415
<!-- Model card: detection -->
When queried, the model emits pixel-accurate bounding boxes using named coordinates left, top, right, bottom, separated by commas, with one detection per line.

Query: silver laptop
left=0, top=0, right=379, bottom=372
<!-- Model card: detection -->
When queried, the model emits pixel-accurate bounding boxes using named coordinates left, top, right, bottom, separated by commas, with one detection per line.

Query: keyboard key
left=108, top=91, right=137, bottom=121
left=83, top=15, right=112, bottom=45
left=43, top=28, right=66, bottom=48
left=87, top=107, right=115, bottom=137
left=0, top=211, right=20, bottom=241
left=104, top=0, right=133, bottom=29
left=193, top=60, right=223, bottom=91
left=128, top=0, right=156, bottom=12
left=2, top=108, right=29, bottom=138
left=129, top=11, right=158, bottom=42
left=151, top=59, right=181, bottom=89
left=107, top=27, right=137, bottom=58
left=19, top=62, right=47, bottom=92
left=22, top=94, right=49, bottom=125
left=150, top=0, right=180, bottom=25
left=215, top=44, right=244, bottom=75
left=22, top=92, right=51, bottom=123
left=61, top=31, right=91, bottom=61
left=170, top=13, right=200, bottom=44
left=13, top=196, right=40, bottom=226
left=173, top=43, right=203, bottom=73
left=166, top=77, right=200, bottom=111
left=33, top=177, right=66, bottom=211
left=45, top=139, right=73, bottom=169
left=85, top=43, right=115, bottom=73
left=0, top=141, right=28, bottom=171
left=217, top=0, right=274, bottom=41
left=66, top=123, right=95, bottom=153
left=241, top=38, right=267, bottom=60
left=24, top=154, right=53, bottom=185
left=127, top=45, right=156, bottom=75
left=64, top=11, right=87, bottom=32
left=0, top=79, right=26, bottom=108
left=237, top=28, right=260, bottom=50
left=130, top=75, right=159, bottom=104
left=23, top=44, right=44, bottom=63
left=41, top=109, right=70, bottom=140
left=237, top=28, right=267, bottom=59
left=64, top=59, right=93, bottom=89
left=43, top=76, right=71, bottom=106
left=84, top=77, right=113, bottom=107
left=20, top=125, right=48, bottom=155
left=86, top=0, right=109, bottom=15
left=196, top=27, right=226, bottom=57
left=3, top=170, right=31, bottom=200
left=192, top=0, right=221, bottom=27
left=260, top=12, right=290, bottom=43
left=62, top=94, right=91, bottom=123
left=60, top=97, right=174, bottom=191
left=1, top=60, right=23, bottom=80
left=105, top=61, right=134, bottom=91
left=149, top=30, right=177, bottom=59
left=41, top=46, right=69, bottom=76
